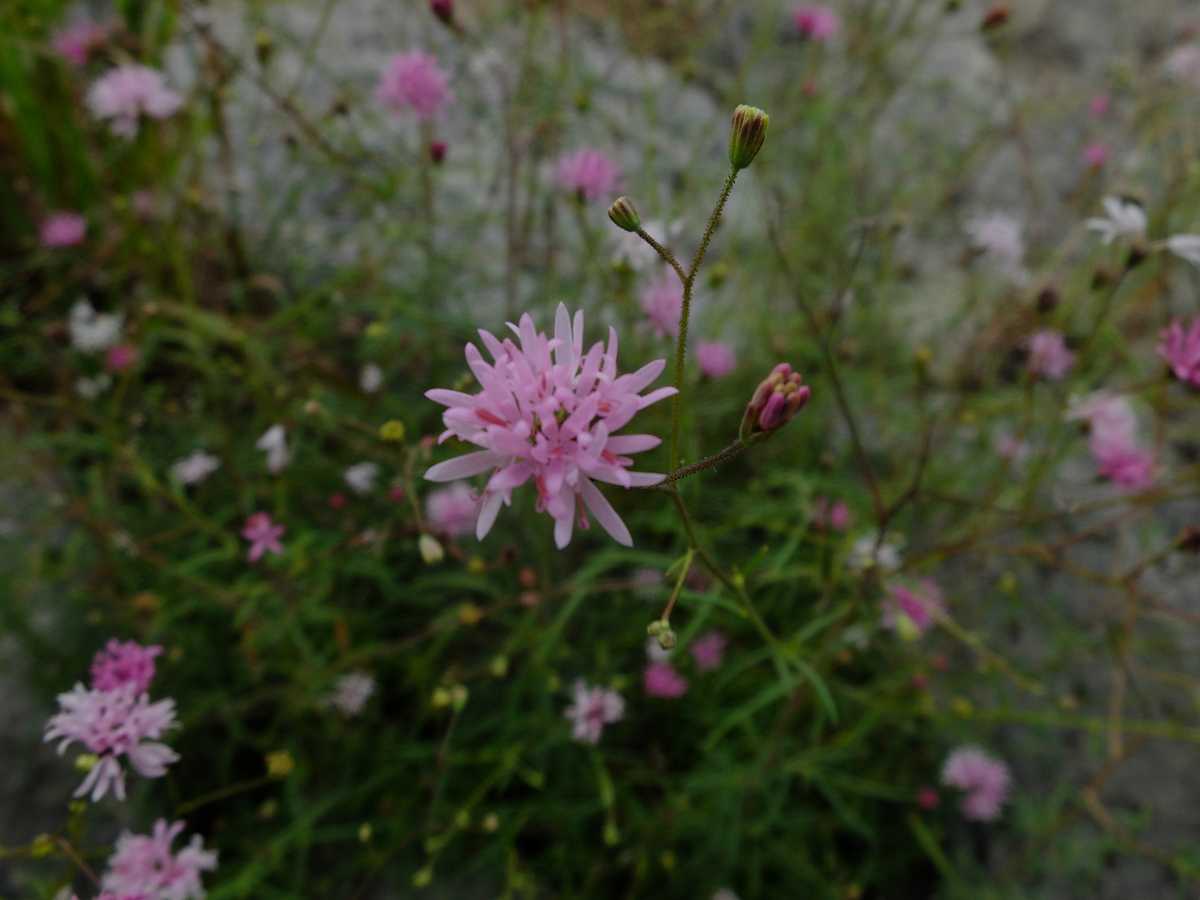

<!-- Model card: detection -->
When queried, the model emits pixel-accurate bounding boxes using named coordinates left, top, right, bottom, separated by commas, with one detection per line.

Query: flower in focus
left=1027, top=330, right=1074, bottom=380
left=424, top=304, right=675, bottom=549
left=696, top=341, right=736, bottom=378
left=555, top=149, right=620, bottom=202
left=425, top=484, right=479, bottom=537
left=52, top=19, right=109, bottom=67
left=882, top=580, right=944, bottom=637
left=242, top=512, right=285, bottom=562
left=327, top=671, right=375, bottom=717
left=256, top=424, right=290, bottom=474
left=105, top=343, right=138, bottom=373
left=69, top=299, right=122, bottom=352
left=90, top=640, right=163, bottom=694
left=740, top=363, right=811, bottom=437
left=564, top=680, right=624, bottom=744
left=41, top=211, right=87, bottom=248
left=1082, top=141, right=1110, bottom=169
left=690, top=631, right=728, bottom=672
left=941, top=746, right=1011, bottom=822
left=101, top=819, right=217, bottom=900
left=1085, top=196, right=1146, bottom=245
left=360, top=363, right=384, bottom=393
left=811, top=496, right=851, bottom=531
left=644, top=661, right=688, bottom=698
left=640, top=272, right=683, bottom=339
left=792, top=5, right=840, bottom=41
left=170, top=450, right=220, bottom=486
left=1158, top=317, right=1200, bottom=385
left=964, top=212, right=1026, bottom=281
left=344, top=462, right=380, bottom=495
left=44, top=683, right=179, bottom=801
left=377, top=51, right=451, bottom=119
left=87, top=64, right=183, bottom=138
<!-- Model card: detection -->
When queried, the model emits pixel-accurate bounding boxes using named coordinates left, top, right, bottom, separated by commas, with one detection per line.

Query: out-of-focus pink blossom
left=102, top=819, right=217, bottom=900
left=812, top=496, right=851, bottom=531
left=1067, top=392, right=1155, bottom=490
left=564, top=680, right=624, bottom=744
left=1093, top=440, right=1155, bottom=491
left=882, top=580, right=944, bottom=636
left=690, top=631, right=727, bottom=672
left=696, top=341, right=736, bottom=378
left=941, top=746, right=1011, bottom=822
left=995, top=432, right=1030, bottom=463
left=376, top=51, right=451, bottom=120
left=793, top=5, right=840, bottom=41
left=555, top=149, right=620, bottom=202
left=105, top=343, right=138, bottom=372
left=1027, top=330, right=1074, bottom=380
left=916, top=786, right=940, bottom=810
left=1083, top=141, right=1110, bottom=169
left=643, top=661, right=688, bottom=698
left=242, top=512, right=284, bottom=562
left=1089, top=94, right=1111, bottom=117
left=41, top=211, right=87, bottom=247
left=1158, top=317, right=1200, bottom=385
left=425, top=483, right=479, bottom=537
left=87, top=65, right=182, bottom=138
left=641, top=273, right=683, bottom=339
left=424, top=304, right=674, bottom=549
left=91, top=640, right=162, bottom=694
left=52, top=19, right=108, bottom=67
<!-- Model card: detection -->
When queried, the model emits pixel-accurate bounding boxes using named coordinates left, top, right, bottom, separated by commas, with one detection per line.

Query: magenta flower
left=425, top=304, right=674, bottom=548
left=87, top=65, right=182, bottom=138
left=643, top=661, right=688, bottom=698
left=1082, top=141, right=1110, bottom=169
left=44, top=684, right=178, bottom=801
left=1067, top=392, right=1155, bottom=491
left=793, top=5, right=840, bottom=41
left=105, top=343, right=139, bottom=373
left=102, top=819, right=218, bottom=900
left=91, top=640, right=163, bottom=694
left=1089, top=94, right=1111, bottom=117
left=1093, top=439, right=1155, bottom=491
left=564, top=680, right=624, bottom=744
left=1027, top=330, right=1074, bottom=380
left=376, top=51, right=451, bottom=120
left=555, top=149, right=620, bottom=202
left=689, top=631, right=728, bottom=672
left=641, top=273, right=683, bottom=339
left=882, top=579, right=944, bottom=636
left=52, top=19, right=108, bottom=67
left=41, top=211, right=86, bottom=248
left=241, top=512, right=285, bottom=562
left=696, top=341, right=736, bottom=378
left=811, top=496, right=851, bottom=531
left=1158, top=317, right=1200, bottom=385
left=425, top=483, right=480, bottom=537
left=941, top=746, right=1011, bottom=822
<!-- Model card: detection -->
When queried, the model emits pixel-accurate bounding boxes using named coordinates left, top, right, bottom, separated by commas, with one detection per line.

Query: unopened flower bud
left=740, top=363, right=811, bottom=439
left=656, top=627, right=677, bottom=651
left=607, top=196, right=641, bottom=233
left=430, top=0, right=454, bottom=25
left=430, top=140, right=447, bottom=164
left=729, top=104, right=769, bottom=171
left=419, top=533, right=444, bottom=564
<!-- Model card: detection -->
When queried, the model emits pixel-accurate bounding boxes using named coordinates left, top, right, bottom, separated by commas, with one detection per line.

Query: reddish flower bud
left=430, top=0, right=454, bottom=25
left=430, top=140, right=447, bottom=164
left=740, top=363, right=810, bottom=439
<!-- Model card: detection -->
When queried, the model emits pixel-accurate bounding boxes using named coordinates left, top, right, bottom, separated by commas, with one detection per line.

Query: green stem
left=658, top=439, right=748, bottom=485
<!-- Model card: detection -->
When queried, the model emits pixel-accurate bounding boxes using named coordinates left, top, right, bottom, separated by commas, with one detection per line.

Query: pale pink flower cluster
left=41, top=211, right=87, bottom=247
left=425, top=304, right=674, bottom=548
left=555, top=149, right=620, bottom=202
left=640, top=273, right=683, bottom=339
left=696, top=341, right=736, bottom=378
left=52, top=19, right=109, bottom=66
left=644, top=661, right=688, bottom=698
left=689, top=631, right=728, bottom=672
left=1066, top=392, right=1154, bottom=491
left=1158, top=317, right=1200, bottom=386
left=242, top=512, right=285, bottom=562
left=564, top=680, right=624, bottom=744
left=87, top=65, right=183, bottom=138
left=91, top=640, right=163, bottom=694
left=376, top=51, right=451, bottom=120
left=425, top=483, right=480, bottom=537
left=941, top=746, right=1011, bottom=822
left=102, top=819, right=217, bottom=900
left=793, top=5, right=840, bottom=41
left=1027, top=330, right=1074, bottom=380
left=882, top=580, right=944, bottom=636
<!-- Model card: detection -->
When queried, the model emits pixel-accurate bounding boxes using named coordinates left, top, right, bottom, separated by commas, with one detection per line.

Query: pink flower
left=641, top=273, right=683, bottom=339
left=1067, top=392, right=1155, bottom=491
left=41, top=211, right=87, bottom=247
left=376, top=51, right=451, bottom=120
left=1158, top=317, right=1200, bottom=385
left=425, top=483, right=479, bottom=537
left=941, top=746, right=1011, bottom=822
left=102, top=819, right=217, bottom=900
left=995, top=432, right=1030, bottom=462
left=555, top=149, right=620, bottom=202
left=811, top=496, right=851, bottom=531
left=1093, top=440, right=1155, bottom=491
left=1027, top=330, right=1074, bottom=380
left=793, top=5, right=840, bottom=41
left=424, top=304, right=674, bottom=549
left=1089, top=94, right=1111, bottom=117
left=643, top=661, right=688, bottom=698
left=52, top=19, right=108, bottom=67
left=241, top=512, right=285, bottom=562
left=882, top=579, right=944, bottom=636
left=689, top=631, right=728, bottom=672
left=44, top=683, right=178, bottom=801
left=696, top=341, right=736, bottom=378
left=91, top=640, right=163, bottom=694
left=916, top=786, right=940, bottom=810
left=87, top=65, right=182, bottom=138
left=564, top=680, right=624, bottom=744
left=1083, top=141, right=1110, bottom=169
left=105, top=343, right=138, bottom=372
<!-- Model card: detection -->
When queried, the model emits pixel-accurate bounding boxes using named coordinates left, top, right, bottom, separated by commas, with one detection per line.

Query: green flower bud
left=607, top=196, right=641, bottom=233
left=729, top=104, right=769, bottom=170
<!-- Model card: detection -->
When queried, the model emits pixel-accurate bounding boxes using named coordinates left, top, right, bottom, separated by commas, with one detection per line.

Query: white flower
left=256, top=425, right=290, bottom=474
left=170, top=450, right=220, bottom=486
left=75, top=373, right=112, bottom=398
left=327, top=671, right=375, bottom=716
left=1164, top=44, right=1200, bottom=87
left=1085, top=196, right=1146, bottom=245
left=343, top=461, right=379, bottom=494
left=847, top=532, right=904, bottom=575
left=69, top=299, right=123, bottom=352
left=1165, top=234, right=1200, bottom=268
left=965, top=212, right=1024, bottom=267
left=645, top=636, right=671, bottom=663
left=359, top=363, right=384, bottom=394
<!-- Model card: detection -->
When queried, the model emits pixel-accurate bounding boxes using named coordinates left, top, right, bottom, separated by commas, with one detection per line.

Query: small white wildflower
left=847, top=532, right=904, bottom=575
left=170, top=450, right=220, bottom=486
left=1165, top=234, right=1200, bottom=268
left=1085, top=196, right=1146, bottom=245
left=75, top=373, right=112, bottom=399
left=344, top=462, right=379, bottom=495
left=256, top=425, right=290, bottom=474
left=69, top=299, right=123, bottom=353
left=326, top=671, right=375, bottom=716
left=359, top=363, right=384, bottom=394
